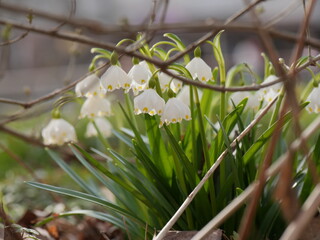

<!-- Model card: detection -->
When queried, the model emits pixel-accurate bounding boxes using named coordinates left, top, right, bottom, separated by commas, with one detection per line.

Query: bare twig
left=280, top=183, right=320, bottom=240
left=165, top=0, right=265, bottom=65
left=192, top=115, right=320, bottom=240
left=0, top=31, right=29, bottom=46
left=0, top=61, right=109, bottom=109
left=154, top=97, right=277, bottom=240
left=0, top=125, right=46, bottom=147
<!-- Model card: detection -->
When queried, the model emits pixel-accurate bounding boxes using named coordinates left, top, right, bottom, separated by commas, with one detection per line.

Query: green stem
left=125, top=93, right=138, bottom=128
left=269, top=90, right=285, bottom=127
left=189, top=86, right=197, bottom=168
left=92, top=120, right=111, bottom=150
left=194, top=87, right=216, bottom=215
left=171, top=145, right=194, bottom=229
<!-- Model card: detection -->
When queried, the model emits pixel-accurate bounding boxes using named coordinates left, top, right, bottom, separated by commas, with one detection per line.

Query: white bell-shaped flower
left=170, top=79, right=183, bottom=93
left=128, top=62, right=151, bottom=85
left=160, top=98, right=191, bottom=126
left=263, top=89, right=278, bottom=104
left=100, top=65, right=131, bottom=92
left=131, top=80, right=148, bottom=96
left=306, top=86, right=320, bottom=113
left=186, top=57, right=213, bottom=82
left=79, top=96, right=112, bottom=119
left=158, top=72, right=172, bottom=92
left=42, top=118, right=77, bottom=146
left=86, top=117, right=112, bottom=138
left=229, top=91, right=260, bottom=110
left=176, top=86, right=203, bottom=106
left=134, top=89, right=165, bottom=116
left=258, top=75, right=282, bottom=100
left=75, top=74, right=102, bottom=97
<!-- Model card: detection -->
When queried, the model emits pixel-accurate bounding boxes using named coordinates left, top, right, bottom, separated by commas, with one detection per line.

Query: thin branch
left=265, top=0, right=303, bottom=28
left=0, top=61, right=109, bottom=109
left=165, top=0, right=265, bottom=65
left=1, top=2, right=320, bottom=50
left=0, top=125, right=46, bottom=147
left=290, top=0, right=316, bottom=68
left=280, top=183, right=320, bottom=240
left=0, top=53, right=319, bottom=112
left=192, top=114, right=320, bottom=240
left=154, top=97, right=277, bottom=240
left=0, top=31, right=29, bottom=46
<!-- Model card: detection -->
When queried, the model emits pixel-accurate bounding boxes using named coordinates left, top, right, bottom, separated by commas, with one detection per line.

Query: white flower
left=158, top=72, right=172, bottom=92
left=160, top=98, right=191, bottom=126
left=170, top=79, right=183, bottom=93
left=86, top=117, right=112, bottom=138
left=100, top=65, right=131, bottom=92
left=306, top=86, right=320, bottom=113
left=158, top=71, right=183, bottom=93
left=42, top=118, right=77, bottom=146
left=128, top=62, right=151, bottom=85
left=131, top=81, right=148, bottom=96
left=134, top=89, right=165, bottom=116
left=258, top=75, right=282, bottom=100
left=176, top=85, right=203, bottom=106
left=75, top=74, right=102, bottom=97
left=263, top=89, right=278, bottom=104
left=229, top=91, right=260, bottom=110
left=79, top=96, right=112, bottom=119
left=186, top=57, right=213, bottom=82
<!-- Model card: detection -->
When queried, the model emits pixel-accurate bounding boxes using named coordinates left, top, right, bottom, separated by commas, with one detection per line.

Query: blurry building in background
left=0, top=0, right=319, bottom=101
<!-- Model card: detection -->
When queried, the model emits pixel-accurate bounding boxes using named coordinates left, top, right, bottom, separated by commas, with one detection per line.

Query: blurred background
left=0, top=0, right=319, bottom=221
left=0, top=0, right=319, bottom=100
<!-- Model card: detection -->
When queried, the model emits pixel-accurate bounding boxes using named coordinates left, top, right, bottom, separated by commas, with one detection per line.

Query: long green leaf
left=47, top=149, right=97, bottom=196
left=164, top=125, right=196, bottom=184
left=27, top=182, right=145, bottom=225
left=72, top=144, right=147, bottom=204
left=243, top=112, right=292, bottom=165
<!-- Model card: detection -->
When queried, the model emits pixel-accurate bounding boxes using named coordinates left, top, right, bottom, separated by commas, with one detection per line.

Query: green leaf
left=72, top=144, right=147, bottom=204
left=164, top=125, right=196, bottom=184
left=226, top=63, right=247, bottom=87
left=119, top=103, right=151, bottom=157
left=168, top=63, right=193, bottom=79
left=46, top=149, right=97, bottom=196
left=243, top=108, right=298, bottom=164
left=27, top=182, right=145, bottom=225
left=90, top=48, right=112, bottom=58
left=36, top=210, right=129, bottom=231
left=112, top=129, right=134, bottom=148
left=69, top=145, right=141, bottom=214
left=164, top=33, right=186, bottom=51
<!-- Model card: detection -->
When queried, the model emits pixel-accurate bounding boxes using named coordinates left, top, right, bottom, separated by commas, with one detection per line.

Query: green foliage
left=27, top=31, right=320, bottom=240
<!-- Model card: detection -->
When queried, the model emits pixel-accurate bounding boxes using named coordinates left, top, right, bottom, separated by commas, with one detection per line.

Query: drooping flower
left=176, top=85, right=203, bottom=106
left=170, top=79, right=183, bottom=93
left=134, top=89, right=165, bottom=116
left=158, top=72, right=172, bottom=92
left=86, top=117, right=112, bottom=138
left=258, top=75, right=282, bottom=100
left=306, top=86, right=320, bottom=113
left=229, top=91, right=260, bottom=110
left=100, top=65, right=131, bottom=92
left=160, top=98, right=191, bottom=126
left=42, top=118, right=77, bottom=146
left=131, top=80, right=148, bottom=96
left=186, top=57, right=213, bottom=82
left=263, top=89, right=279, bottom=104
left=128, top=61, right=152, bottom=85
left=79, top=96, right=112, bottom=119
left=75, top=74, right=102, bottom=97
